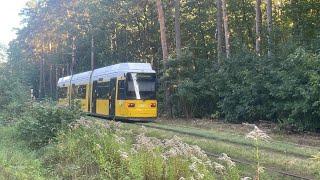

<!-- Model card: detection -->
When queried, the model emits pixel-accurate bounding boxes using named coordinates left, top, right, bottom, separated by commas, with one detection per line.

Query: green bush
left=17, top=102, right=82, bottom=149
left=0, top=64, right=29, bottom=123
left=272, top=48, right=320, bottom=131
left=216, top=48, right=320, bottom=131
left=43, top=121, right=132, bottom=179
left=43, top=120, right=216, bottom=179
left=215, top=52, right=275, bottom=122
left=166, top=51, right=219, bottom=118
left=165, top=48, right=320, bottom=132
left=0, top=126, right=46, bottom=180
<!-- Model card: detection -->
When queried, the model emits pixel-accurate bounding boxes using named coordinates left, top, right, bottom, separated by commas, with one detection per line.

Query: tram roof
left=93, top=63, right=155, bottom=76
left=71, top=71, right=92, bottom=85
left=57, top=63, right=155, bottom=86
left=57, top=75, right=71, bottom=87
left=92, top=63, right=155, bottom=81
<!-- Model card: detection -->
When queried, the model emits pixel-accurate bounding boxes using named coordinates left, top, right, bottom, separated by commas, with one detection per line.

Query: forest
left=3, top=0, right=320, bottom=131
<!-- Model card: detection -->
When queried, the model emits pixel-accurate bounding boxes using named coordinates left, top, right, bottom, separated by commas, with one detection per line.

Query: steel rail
left=138, top=123, right=312, bottom=159
left=134, top=123, right=315, bottom=180
left=156, top=121, right=320, bottom=150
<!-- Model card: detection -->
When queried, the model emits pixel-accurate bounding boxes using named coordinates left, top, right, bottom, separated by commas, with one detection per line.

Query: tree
left=221, top=0, right=230, bottom=58
left=156, top=0, right=171, bottom=116
left=255, top=0, right=262, bottom=55
left=216, top=0, right=223, bottom=63
left=174, top=0, right=182, bottom=58
left=0, top=44, right=6, bottom=63
left=266, top=0, right=272, bottom=57
left=156, top=0, right=169, bottom=62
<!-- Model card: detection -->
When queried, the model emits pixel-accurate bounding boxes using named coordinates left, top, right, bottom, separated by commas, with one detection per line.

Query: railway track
left=134, top=122, right=316, bottom=180
left=138, top=123, right=314, bottom=159
left=156, top=121, right=320, bottom=150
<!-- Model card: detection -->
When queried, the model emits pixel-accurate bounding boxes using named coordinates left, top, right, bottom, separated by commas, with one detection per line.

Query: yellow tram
left=57, top=63, right=157, bottom=121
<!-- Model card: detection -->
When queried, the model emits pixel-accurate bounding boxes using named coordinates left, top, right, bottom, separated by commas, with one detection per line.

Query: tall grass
left=0, top=126, right=46, bottom=180
left=43, top=119, right=217, bottom=179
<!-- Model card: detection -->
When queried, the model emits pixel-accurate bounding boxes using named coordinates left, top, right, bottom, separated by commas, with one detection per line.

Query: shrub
left=0, top=64, right=29, bottom=123
left=43, top=119, right=217, bottom=179
left=130, top=133, right=216, bottom=179
left=17, top=102, right=82, bottom=149
left=271, top=48, right=320, bottom=131
left=166, top=51, right=219, bottom=118
left=0, top=126, right=46, bottom=180
left=43, top=120, right=133, bottom=179
left=215, top=52, right=275, bottom=122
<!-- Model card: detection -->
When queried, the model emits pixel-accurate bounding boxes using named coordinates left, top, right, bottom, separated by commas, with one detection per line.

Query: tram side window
left=72, top=85, right=77, bottom=98
left=118, top=80, right=125, bottom=100
left=95, top=82, right=109, bottom=99
left=77, top=85, right=87, bottom=99
left=58, top=87, right=68, bottom=99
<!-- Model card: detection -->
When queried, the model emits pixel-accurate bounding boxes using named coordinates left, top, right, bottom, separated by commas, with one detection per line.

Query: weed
left=246, top=125, right=270, bottom=180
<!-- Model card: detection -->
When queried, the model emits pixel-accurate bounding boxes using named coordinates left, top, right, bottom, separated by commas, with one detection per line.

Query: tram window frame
left=126, top=73, right=156, bottom=100
left=77, top=85, right=87, bottom=99
left=58, top=87, right=68, bottom=99
left=117, top=80, right=126, bottom=100
left=95, top=81, right=110, bottom=99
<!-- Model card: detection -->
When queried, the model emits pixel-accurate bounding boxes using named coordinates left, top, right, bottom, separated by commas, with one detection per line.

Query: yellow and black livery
left=57, top=63, right=157, bottom=121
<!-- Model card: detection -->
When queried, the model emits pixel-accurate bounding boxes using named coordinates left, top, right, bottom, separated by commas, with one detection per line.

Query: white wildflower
left=189, top=162, right=197, bottom=172
left=196, top=172, right=204, bottom=179
left=204, top=160, right=213, bottom=168
left=96, top=144, right=102, bottom=150
left=218, top=153, right=235, bottom=168
left=213, top=162, right=225, bottom=174
left=114, top=135, right=125, bottom=144
left=257, top=166, right=265, bottom=174
left=246, top=125, right=271, bottom=141
left=141, top=125, right=147, bottom=132
left=241, top=177, right=252, bottom=180
left=134, top=133, right=162, bottom=151
left=119, top=150, right=129, bottom=160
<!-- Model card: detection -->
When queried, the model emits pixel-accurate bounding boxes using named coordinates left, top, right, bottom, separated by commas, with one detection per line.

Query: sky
left=0, top=0, right=29, bottom=47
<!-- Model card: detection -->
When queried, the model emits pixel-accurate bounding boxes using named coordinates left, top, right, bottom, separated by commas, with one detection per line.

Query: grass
left=0, top=107, right=319, bottom=180
left=158, top=119, right=320, bottom=147
left=119, top=122, right=319, bottom=179
left=150, top=121, right=320, bottom=157
left=42, top=119, right=218, bottom=179
left=0, top=126, right=46, bottom=180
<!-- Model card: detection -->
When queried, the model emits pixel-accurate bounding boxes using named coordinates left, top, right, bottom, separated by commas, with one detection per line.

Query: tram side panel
left=57, top=86, right=70, bottom=106
left=115, top=77, right=157, bottom=120
left=70, top=84, right=90, bottom=112
left=92, top=80, right=110, bottom=116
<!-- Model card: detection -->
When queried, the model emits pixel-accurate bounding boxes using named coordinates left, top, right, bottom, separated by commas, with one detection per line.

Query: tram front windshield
left=126, top=73, right=156, bottom=100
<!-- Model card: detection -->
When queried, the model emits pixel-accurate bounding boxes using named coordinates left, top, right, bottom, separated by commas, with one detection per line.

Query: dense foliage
left=0, top=64, right=29, bottom=123
left=167, top=49, right=320, bottom=131
left=18, top=102, right=82, bottom=149
left=43, top=119, right=220, bottom=179
left=5, top=0, right=320, bottom=131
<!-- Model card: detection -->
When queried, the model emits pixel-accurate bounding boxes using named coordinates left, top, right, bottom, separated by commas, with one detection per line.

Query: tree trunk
left=216, top=0, right=223, bottom=63
left=91, top=34, right=95, bottom=71
left=71, top=36, right=76, bottom=75
left=49, top=64, right=53, bottom=98
left=221, top=0, right=230, bottom=58
left=55, top=65, right=59, bottom=99
left=156, top=0, right=169, bottom=62
left=255, top=0, right=262, bottom=55
left=39, top=56, right=44, bottom=99
left=174, top=0, right=182, bottom=58
left=156, top=0, right=171, bottom=117
left=266, top=0, right=272, bottom=58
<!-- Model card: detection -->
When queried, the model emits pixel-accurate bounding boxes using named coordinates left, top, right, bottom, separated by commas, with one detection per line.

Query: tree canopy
left=6, top=0, right=320, bottom=131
